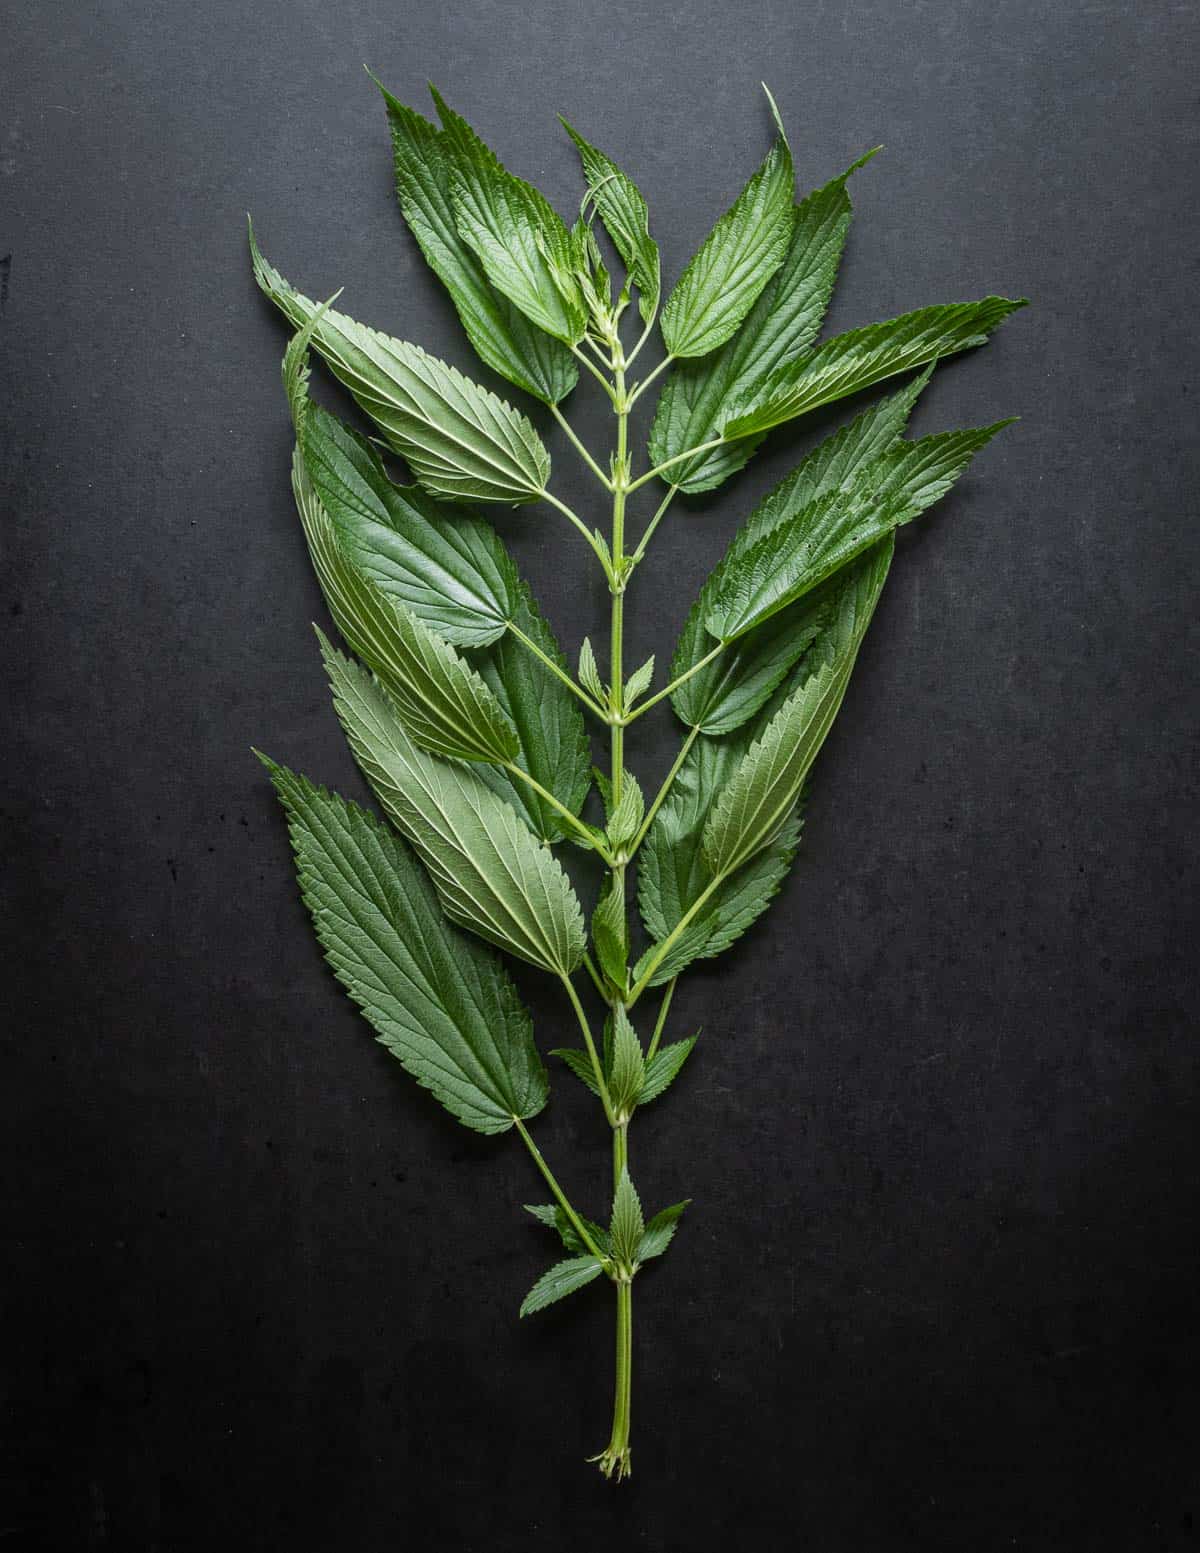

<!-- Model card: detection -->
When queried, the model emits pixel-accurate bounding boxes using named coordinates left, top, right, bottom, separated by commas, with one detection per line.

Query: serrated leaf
left=375, top=78, right=578, bottom=405
left=473, top=586, right=591, bottom=842
left=519, top=1256, right=606, bottom=1317
left=578, top=636, right=606, bottom=702
left=431, top=88, right=588, bottom=346
left=623, top=655, right=655, bottom=710
left=607, top=1006, right=645, bottom=1119
left=702, top=543, right=892, bottom=877
left=250, top=229, right=551, bottom=503
left=549, top=1046, right=603, bottom=1097
left=637, top=723, right=806, bottom=986
left=609, top=1168, right=645, bottom=1268
left=298, top=400, right=522, bottom=649
left=707, top=421, right=1013, bottom=642
left=637, top=1201, right=690, bottom=1262
left=649, top=150, right=876, bottom=493
left=324, top=641, right=586, bottom=976
left=261, top=760, right=547, bottom=1134
left=639, top=1034, right=699, bottom=1105
left=592, top=872, right=629, bottom=991
left=667, top=371, right=934, bottom=732
left=660, top=112, right=794, bottom=359
left=524, top=1203, right=610, bottom=1257
left=561, top=118, right=660, bottom=323
left=606, top=771, right=645, bottom=851
left=723, top=297, right=1027, bottom=439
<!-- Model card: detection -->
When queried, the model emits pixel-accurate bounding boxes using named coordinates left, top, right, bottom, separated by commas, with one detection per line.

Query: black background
left=4, top=1, right=1198, bottom=1548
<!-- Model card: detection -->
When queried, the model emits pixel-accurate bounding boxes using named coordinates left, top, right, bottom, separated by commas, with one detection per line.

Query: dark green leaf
left=723, top=297, right=1027, bottom=439
left=607, top=1006, right=645, bottom=1118
left=592, top=872, right=629, bottom=992
left=609, top=1168, right=645, bottom=1268
left=524, top=1203, right=610, bottom=1257
left=660, top=104, right=794, bottom=359
left=376, top=78, right=577, bottom=405
left=561, top=118, right=660, bottom=322
left=549, top=1046, right=603, bottom=1097
left=519, top=1256, right=606, bottom=1317
left=707, top=421, right=1014, bottom=641
left=324, top=641, right=586, bottom=976
left=649, top=150, right=876, bottom=492
left=637, top=1201, right=690, bottom=1262
left=639, top=1035, right=699, bottom=1105
left=261, top=760, right=547, bottom=1133
left=432, top=88, right=588, bottom=345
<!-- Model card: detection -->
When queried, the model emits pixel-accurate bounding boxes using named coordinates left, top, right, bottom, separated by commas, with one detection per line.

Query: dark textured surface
left=3, top=1, right=1198, bottom=1548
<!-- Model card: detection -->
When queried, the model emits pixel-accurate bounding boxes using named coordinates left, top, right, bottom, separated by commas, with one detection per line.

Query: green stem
left=503, top=763, right=609, bottom=858
left=628, top=485, right=678, bottom=569
left=625, top=350, right=674, bottom=407
left=623, top=644, right=725, bottom=724
left=626, top=436, right=725, bottom=494
left=561, top=973, right=616, bottom=1125
left=507, top=622, right=608, bottom=721
left=628, top=724, right=699, bottom=858
left=513, top=1117, right=609, bottom=1265
left=542, top=489, right=616, bottom=579
left=646, top=977, right=677, bottom=1062
left=550, top=403, right=613, bottom=490
left=569, top=342, right=619, bottom=403
left=627, top=874, right=723, bottom=1007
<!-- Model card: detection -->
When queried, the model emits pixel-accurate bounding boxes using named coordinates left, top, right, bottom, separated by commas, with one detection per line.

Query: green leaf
left=723, top=297, right=1028, bottom=439
left=250, top=228, right=551, bottom=503
left=637, top=724, right=806, bottom=986
left=431, top=87, right=588, bottom=346
left=660, top=103, right=794, bottom=359
left=667, top=370, right=934, bottom=732
left=706, top=420, right=1014, bottom=641
left=519, top=1256, right=606, bottom=1317
left=623, top=655, right=655, bottom=710
left=548, top=1045, right=603, bottom=1097
left=609, top=1168, right=645, bottom=1269
left=561, top=118, right=660, bottom=323
left=649, top=150, right=876, bottom=493
left=639, top=1034, right=699, bottom=1105
left=473, top=586, right=591, bottom=843
left=702, top=542, right=892, bottom=877
left=607, top=1005, right=645, bottom=1119
left=578, top=637, right=606, bottom=703
left=375, top=79, right=577, bottom=405
left=637, top=1201, right=690, bottom=1262
left=524, top=1203, right=610, bottom=1257
left=323, top=640, right=586, bottom=976
left=296, top=400, right=523, bottom=651
left=261, top=760, right=547, bottom=1134
left=592, top=872, right=629, bottom=992
left=606, top=771, right=645, bottom=852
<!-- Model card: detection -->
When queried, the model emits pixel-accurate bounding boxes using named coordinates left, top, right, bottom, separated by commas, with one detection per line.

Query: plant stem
left=550, top=403, right=613, bottom=490
left=542, top=489, right=616, bottom=579
left=507, top=621, right=608, bottom=720
left=628, top=724, right=699, bottom=857
left=513, top=1118, right=609, bottom=1265
left=503, top=763, right=609, bottom=856
left=561, top=973, right=616, bottom=1125
left=622, top=643, right=725, bottom=723
left=625, top=350, right=674, bottom=407
left=647, top=977, right=677, bottom=1061
left=626, top=435, right=726, bottom=493
left=628, top=484, right=678, bottom=569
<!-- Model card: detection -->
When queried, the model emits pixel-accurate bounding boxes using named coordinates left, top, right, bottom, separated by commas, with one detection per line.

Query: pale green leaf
left=376, top=78, right=578, bottom=404
left=250, top=228, right=551, bottom=503
left=432, top=87, right=588, bottom=345
left=723, top=297, right=1028, bottom=439
left=639, top=1035, right=699, bottom=1105
left=606, top=771, right=645, bottom=851
left=561, top=118, right=660, bottom=322
left=707, top=421, right=1014, bottom=642
left=578, top=636, right=606, bottom=703
left=623, top=655, right=655, bottom=710
left=649, top=150, right=876, bottom=492
left=323, top=640, right=586, bottom=976
left=660, top=113, right=795, bottom=359
left=261, top=760, right=547, bottom=1133
left=637, top=1201, right=690, bottom=1262
left=519, top=1256, right=606, bottom=1317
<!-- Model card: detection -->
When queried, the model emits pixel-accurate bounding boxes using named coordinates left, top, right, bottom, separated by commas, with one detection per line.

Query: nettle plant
left=250, top=78, right=1023, bottom=1480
